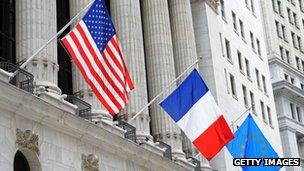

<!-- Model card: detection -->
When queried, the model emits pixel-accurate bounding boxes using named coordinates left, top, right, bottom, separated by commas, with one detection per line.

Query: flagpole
left=9, top=0, right=95, bottom=81
left=128, top=57, right=202, bottom=124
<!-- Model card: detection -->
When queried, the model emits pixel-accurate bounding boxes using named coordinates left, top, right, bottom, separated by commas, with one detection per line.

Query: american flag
left=61, top=0, right=134, bottom=115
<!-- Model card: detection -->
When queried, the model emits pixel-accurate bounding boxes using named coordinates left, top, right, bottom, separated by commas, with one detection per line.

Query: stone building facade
left=0, top=0, right=284, bottom=170
left=261, top=0, right=304, bottom=170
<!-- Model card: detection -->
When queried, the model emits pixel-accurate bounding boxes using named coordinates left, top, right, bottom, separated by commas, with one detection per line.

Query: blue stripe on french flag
left=160, top=69, right=234, bottom=160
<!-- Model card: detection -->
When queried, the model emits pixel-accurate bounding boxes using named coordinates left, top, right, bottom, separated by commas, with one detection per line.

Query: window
left=256, top=39, right=261, bottom=56
left=275, top=21, right=280, bottom=38
left=262, top=75, right=267, bottom=94
left=287, top=8, right=292, bottom=24
left=230, top=74, right=237, bottom=97
left=232, top=11, right=237, bottom=32
left=286, top=50, right=290, bottom=63
left=250, top=32, right=255, bottom=51
left=220, top=0, right=226, bottom=19
left=301, top=83, right=304, bottom=90
left=302, top=61, right=304, bottom=72
left=245, top=58, right=251, bottom=78
left=291, top=32, right=297, bottom=48
left=267, top=106, right=273, bottom=127
left=296, top=106, right=302, bottom=123
left=240, top=20, right=245, bottom=39
left=296, top=56, right=300, bottom=70
left=291, top=77, right=295, bottom=84
left=255, top=69, right=261, bottom=88
left=278, top=0, right=283, bottom=16
left=250, top=0, right=255, bottom=14
left=225, top=39, right=232, bottom=62
left=0, top=0, right=16, bottom=63
left=238, top=51, right=243, bottom=72
left=282, top=25, right=287, bottom=41
left=242, top=85, right=248, bottom=107
left=273, top=0, right=278, bottom=12
left=293, top=13, right=298, bottom=28
left=300, top=0, right=304, bottom=12
left=279, top=46, right=284, bottom=60
left=290, top=103, right=296, bottom=119
left=298, top=36, right=302, bottom=51
left=250, top=91, right=256, bottom=113
left=284, top=74, right=289, bottom=81
left=275, top=21, right=282, bottom=38
left=261, top=101, right=267, bottom=122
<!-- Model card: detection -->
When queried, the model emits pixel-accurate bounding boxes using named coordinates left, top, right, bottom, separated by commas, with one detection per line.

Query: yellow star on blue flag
left=226, top=114, right=282, bottom=171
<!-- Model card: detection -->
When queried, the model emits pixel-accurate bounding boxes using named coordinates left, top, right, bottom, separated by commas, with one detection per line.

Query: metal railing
left=0, top=62, right=34, bottom=94
left=154, top=140, right=172, bottom=160
left=117, top=120, right=137, bottom=143
left=65, top=95, right=92, bottom=121
left=188, top=157, right=201, bottom=171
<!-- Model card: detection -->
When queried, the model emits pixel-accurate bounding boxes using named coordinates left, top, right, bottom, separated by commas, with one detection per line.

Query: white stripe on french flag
left=160, top=69, right=234, bottom=160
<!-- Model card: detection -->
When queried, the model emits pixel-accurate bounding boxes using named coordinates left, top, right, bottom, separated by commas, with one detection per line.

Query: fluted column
left=110, top=0, right=152, bottom=141
left=16, top=0, right=61, bottom=95
left=169, top=0, right=197, bottom=76
left=141, top=0, right=185, bottom=159
left=69, top=0, right=112, bottom=123
left=169, top=0, right=200, bottom=160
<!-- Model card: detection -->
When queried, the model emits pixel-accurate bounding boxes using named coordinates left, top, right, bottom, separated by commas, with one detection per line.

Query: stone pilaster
left=69, top=0, right=112, bottom=123
left=16, top=0, right=61, bottom=95
left=141, top=0, right=184, bottom=159
left=110, top=0, right=152, bottom=141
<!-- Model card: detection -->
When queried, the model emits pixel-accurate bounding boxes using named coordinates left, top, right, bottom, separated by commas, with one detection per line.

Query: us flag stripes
left=61, top=0, right=134, bottom=115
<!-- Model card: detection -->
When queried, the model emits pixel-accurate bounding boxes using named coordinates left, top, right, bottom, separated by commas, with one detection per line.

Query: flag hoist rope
left=9, top=1, right=95, bottom=80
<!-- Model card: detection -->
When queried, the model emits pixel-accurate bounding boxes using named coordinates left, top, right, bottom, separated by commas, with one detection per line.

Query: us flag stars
left=83, top=0, right=115, bottom=51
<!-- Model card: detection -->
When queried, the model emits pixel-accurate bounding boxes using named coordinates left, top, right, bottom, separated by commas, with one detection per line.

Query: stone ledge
left=39, top=92, right=77, bottom=115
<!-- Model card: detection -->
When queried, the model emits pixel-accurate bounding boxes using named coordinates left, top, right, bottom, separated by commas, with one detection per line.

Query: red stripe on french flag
left=193, top=115, right=234, bottom=160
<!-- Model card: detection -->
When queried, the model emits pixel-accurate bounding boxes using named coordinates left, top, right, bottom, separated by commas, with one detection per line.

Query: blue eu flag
left=226, top=114, right=282, bottom=171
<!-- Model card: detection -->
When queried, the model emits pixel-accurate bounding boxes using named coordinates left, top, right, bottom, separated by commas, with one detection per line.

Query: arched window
left=0, top=0, right=16, bottom=63
left=14, top=151, right=30, bottom=171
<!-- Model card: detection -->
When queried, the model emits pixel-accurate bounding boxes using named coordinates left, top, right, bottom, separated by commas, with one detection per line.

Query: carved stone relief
left=16, top=128, right=40, bottom=156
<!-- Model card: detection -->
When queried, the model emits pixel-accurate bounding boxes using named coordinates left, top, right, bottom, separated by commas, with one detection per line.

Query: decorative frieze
left=16, top=129, right=40, bottom=156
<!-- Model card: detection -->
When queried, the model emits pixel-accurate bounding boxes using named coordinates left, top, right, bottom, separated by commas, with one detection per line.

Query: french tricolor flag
left=160, top=69, right=234, bottom=160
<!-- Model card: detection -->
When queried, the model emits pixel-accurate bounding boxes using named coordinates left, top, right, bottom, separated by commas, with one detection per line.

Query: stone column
left=110, top=0, right=152, bottom=141
left=141, top=0, right=185, bottom=159
left=16, top=0, right=61, bottom=95
left=169, top=0, right=199, bottom=160
left=69, top=0, right=112, bottom=123
left=169, top=0, right=197, bottom=76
